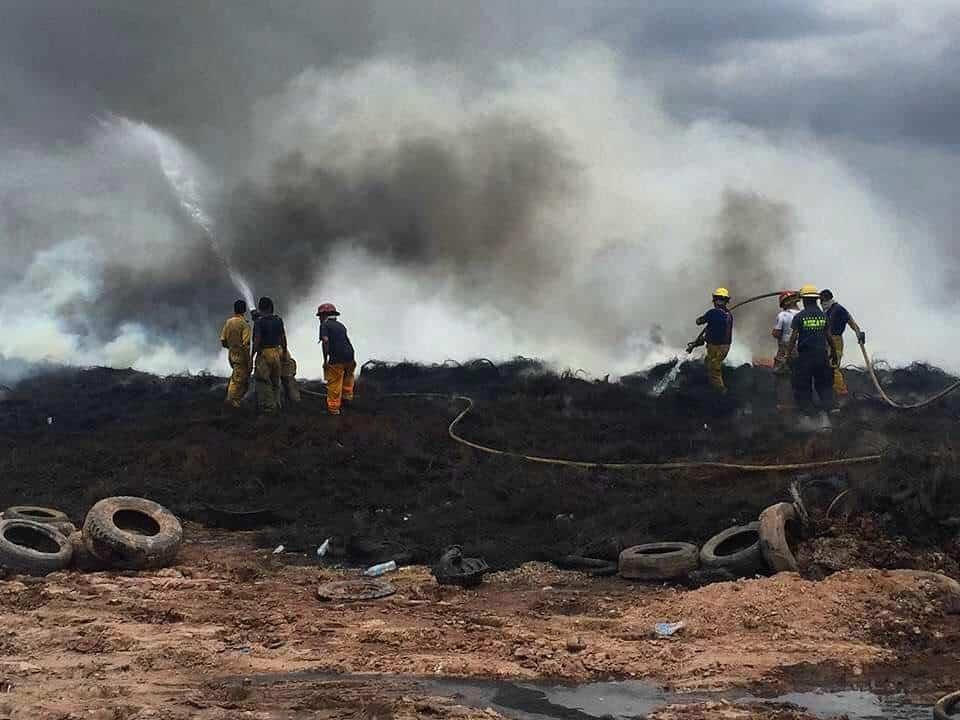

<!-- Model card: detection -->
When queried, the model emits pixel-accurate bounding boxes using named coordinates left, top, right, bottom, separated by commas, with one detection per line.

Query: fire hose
left=686, top=291, right=960, bottom=410
left=300, top=387, right=881, bottom=472
left=296, top=292, right=959, bottom=471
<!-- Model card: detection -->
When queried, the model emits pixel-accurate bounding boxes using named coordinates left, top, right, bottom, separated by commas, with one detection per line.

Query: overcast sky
left=1, top=1, right=958, bottom=375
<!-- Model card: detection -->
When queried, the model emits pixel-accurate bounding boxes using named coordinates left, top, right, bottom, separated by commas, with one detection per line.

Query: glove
left=856, top=331, right=866, bottom=345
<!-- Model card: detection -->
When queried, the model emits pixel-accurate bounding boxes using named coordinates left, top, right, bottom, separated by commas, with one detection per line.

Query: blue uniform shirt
left=701, top=307, right=733, bottom=345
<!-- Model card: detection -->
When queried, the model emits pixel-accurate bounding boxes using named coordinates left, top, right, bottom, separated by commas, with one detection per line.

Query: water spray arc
left=101, top=116, right=256, bottom=309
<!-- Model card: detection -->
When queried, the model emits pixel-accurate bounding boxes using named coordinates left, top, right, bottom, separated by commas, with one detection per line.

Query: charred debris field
left=0, top=359, right=958, bottom=573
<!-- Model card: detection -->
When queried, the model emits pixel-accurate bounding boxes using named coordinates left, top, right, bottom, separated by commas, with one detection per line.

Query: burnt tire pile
left=0, top=497, right=182, bottom=576
left=617, top=502, right=799, bottom=584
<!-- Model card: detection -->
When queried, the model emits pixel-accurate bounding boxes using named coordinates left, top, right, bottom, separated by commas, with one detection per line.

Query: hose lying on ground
left=301, top=387, right=882, bottom=472
left=857, top=342, right=960, bottom=409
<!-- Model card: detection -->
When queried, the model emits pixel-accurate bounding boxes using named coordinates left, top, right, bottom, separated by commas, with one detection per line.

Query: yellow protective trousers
left=324, top=361, right=357, bottom=414
left=828, top=334, right=848, bottom=396
left=281, top=351, right=301, bottom=404
left=704, top=344, right=730, bottom=392
left=255, top=347, right=283, bottom=413
left=226, top=348, right=251, bottom=407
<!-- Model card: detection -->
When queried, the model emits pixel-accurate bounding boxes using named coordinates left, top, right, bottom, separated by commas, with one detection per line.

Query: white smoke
left=0, top=47, right=953, bottom=380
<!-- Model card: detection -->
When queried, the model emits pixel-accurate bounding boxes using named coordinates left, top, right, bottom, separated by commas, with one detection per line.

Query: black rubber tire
left=0, top=519, right=73, bottom=576
left=618, top=542, right=699, bottom=580
left=3, top=506, right=70, bottom=525
left=82, top=496, right=182, bottom=570
left=934, top=690, right=960, bottom=720
left=3, top=507, right=75, bottom=538
left=759, top=502, right=800, bottom=573
left=700, top=522, right=766, bottom=577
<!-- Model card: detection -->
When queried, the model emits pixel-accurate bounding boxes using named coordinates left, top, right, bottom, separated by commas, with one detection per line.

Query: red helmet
left=778, top=291, right=798, bottom=308
left=316, top=303, right=339, bottom=317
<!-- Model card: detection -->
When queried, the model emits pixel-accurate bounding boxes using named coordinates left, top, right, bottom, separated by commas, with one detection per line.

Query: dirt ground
left=1, top=361, right=959, bottom=717
left=0, top=527, right=956, bottom=718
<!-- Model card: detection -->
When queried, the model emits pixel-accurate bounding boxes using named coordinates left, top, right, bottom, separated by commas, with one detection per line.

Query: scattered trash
left=272, top=545, right=285, bottom=555
left=653, top=621, right=685, bottom=638
left=316, top=578, right=396, bottom=602
left=46, top=417, right=54, bottom=426
left=431, top=545, right=490, bottom=588
left=363, top=560, right=397, bottom=577
left=316, top=538, right=331, bottom=558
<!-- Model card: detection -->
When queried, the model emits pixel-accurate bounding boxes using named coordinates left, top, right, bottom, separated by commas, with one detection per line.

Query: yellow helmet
left=712, top=287, right=731, bottom=299
left=799, top=284, right=820, bottom=298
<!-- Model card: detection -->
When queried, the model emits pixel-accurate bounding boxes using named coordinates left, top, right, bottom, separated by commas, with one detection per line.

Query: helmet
left=778, top=291, right=798, bottom=307
left=712, top=287, right=731, bottom=300
left=316, top=303, right=339, bottom=317
left=799, top=284, right=820, bottom=298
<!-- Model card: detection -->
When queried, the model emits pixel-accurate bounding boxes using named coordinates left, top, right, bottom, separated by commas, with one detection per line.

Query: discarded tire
left=3, top=506, right=75, bottom=537
left=82, top=496, right=182, bottom=570
left=317, top=578, right=396, bottom=602
left=619, top=542, right=699, bottom=580
left=934, top=690, right=960, bottom=720
left=432, top=545, right=490, bottom=588
left=0, top=519, right=73, bottom=575
left=700, top=522, right=766, bottom=577
left=759, top=502, right=799, bottom=573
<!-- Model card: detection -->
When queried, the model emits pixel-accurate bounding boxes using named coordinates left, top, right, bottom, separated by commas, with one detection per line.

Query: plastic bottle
left=363, top=560, right=397, bottom=577
left=316, top=538, right=331, bottom=558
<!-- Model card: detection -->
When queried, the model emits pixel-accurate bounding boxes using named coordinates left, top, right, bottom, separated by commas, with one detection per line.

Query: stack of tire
left=618, top=502, right=799, bottom=582
left=0, top=497, right=182, bottom=576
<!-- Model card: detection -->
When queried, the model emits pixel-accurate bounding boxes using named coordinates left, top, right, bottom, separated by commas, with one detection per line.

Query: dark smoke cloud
left=224, top=117, right=577, bottom=313
left=709, top=190, right=795, bottom=354
left=2, top=2, right=958, bottom=373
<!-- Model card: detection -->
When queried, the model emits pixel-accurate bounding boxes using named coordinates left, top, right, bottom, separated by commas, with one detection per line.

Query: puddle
left=234, top=672, right=931, bottom=720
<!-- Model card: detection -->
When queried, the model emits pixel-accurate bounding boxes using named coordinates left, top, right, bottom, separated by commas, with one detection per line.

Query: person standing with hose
left=317, top=303, right=356, bottom=415
left=220, top=299, right=252, bottom=408
left=772, top=291, right=800, bottom=412
left=819, top=289, right=865, bottom=399
left=687, top=287, right=733, bottom=392
left=251, top=296, right=287, bottom=414
left=785, top=284, right=835, bottom=417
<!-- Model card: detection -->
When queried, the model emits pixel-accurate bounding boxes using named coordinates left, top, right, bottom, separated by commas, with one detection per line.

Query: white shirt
left=775, top=309, right=799, bottom=345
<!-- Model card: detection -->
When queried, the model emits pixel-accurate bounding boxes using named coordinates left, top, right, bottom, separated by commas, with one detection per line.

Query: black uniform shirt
left=321, top=318, right=355, bottom=364
left=254, top=314, right=285, bottom=349
left=791, top=307, right=828, bottom=355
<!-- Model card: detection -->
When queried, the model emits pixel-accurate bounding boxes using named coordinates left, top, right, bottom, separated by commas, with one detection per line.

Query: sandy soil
left=2, top=526, right=957, bottom=719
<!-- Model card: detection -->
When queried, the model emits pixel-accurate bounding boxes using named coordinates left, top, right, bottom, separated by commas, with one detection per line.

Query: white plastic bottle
left=363, top=560, right=397, bottom=577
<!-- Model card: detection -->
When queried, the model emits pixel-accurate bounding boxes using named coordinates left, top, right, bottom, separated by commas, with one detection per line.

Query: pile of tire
left=0, top=497, right=182, bottom=576
left=618, top=502, right=800, bottom=582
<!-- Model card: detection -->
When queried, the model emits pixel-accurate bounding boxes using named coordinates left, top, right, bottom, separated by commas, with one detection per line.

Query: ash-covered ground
left=1, top=359, right=957, bottom=572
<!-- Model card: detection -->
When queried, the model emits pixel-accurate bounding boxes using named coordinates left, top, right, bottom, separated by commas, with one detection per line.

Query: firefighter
left=688, top=287, right=733, bottom=392
left=317, top=303, right=356, bottom=415
left=772, top=291, right=799, bottom=411
left=251, top=297, right=287, bottom=413
left=785, top=284, right=834, bottom=415
left=819, top=289, right=866, bottom=399
left=219, top=299, right=251, bottom=408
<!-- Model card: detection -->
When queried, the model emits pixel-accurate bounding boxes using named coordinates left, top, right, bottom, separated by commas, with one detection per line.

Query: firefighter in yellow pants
left=251, top=296, right=287, bottom=414
left=317, top=302, right=356, bottom=415
left=324, top=361, right=357, bottom=414
left=819, top=289, right=865, bottom=398
left=220, top=300, right=252, bottom=408
left=688, top=287, right=734, bottom=392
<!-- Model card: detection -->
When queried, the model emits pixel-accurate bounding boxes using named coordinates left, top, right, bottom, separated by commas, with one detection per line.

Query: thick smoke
left=0, top=4, right=956, bottom=378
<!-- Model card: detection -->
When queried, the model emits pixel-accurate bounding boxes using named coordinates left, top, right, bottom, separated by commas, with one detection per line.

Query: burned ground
left=0, top=359, right=958, bottom=571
